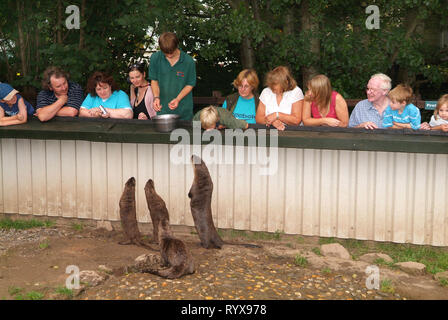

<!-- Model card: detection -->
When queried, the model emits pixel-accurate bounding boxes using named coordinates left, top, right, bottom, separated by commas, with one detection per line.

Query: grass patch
left=54, top=286, right=74, bottom=299
left=321, top=267, right=332, bottom=275
left=8, top=286, right=23, bottom=296
left=439, top=278, right=448, bottom=288
left=71, top=222, right=84, bottom=231
left=8, top=287, right=44, bottom=300
left=318, top=237, right=336, bottom=245
left=380, top=279, right=395, bottom=294
left=218, top=229, right=285, bottom=242
left=38, top=241, right=50, bottom=250
left=294, top=255, right=308, bottom=267
left=0, top=218, right=53, bottom=230
left=311, top=247, right=321, bottom=256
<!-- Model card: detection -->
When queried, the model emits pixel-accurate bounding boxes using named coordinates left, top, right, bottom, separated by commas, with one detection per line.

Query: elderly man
left=35, top=66, right=84, bottom=122
left=349, top=73, right=392, bottom=129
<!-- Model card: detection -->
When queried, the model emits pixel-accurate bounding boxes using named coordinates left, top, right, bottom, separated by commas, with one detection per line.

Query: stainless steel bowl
left=152, top=114, right=180, bottom=132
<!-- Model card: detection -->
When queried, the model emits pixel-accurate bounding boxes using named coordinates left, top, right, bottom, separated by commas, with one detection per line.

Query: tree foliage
left=0, top=0, right=447, bottom=102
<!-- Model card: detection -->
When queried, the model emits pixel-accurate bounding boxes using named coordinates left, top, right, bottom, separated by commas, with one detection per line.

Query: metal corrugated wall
left=1, top=138, right=447, bottom=246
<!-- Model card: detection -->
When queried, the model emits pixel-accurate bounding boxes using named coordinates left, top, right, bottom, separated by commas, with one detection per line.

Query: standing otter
left=144, top=179, right=170, bottom=244
left=188, top=155, right=224, bottom=249
left=188, top=155, right=261, bottom=249
left=151, top=219, right=195, bottom=279
left=119, top=177, right=155, bottom=250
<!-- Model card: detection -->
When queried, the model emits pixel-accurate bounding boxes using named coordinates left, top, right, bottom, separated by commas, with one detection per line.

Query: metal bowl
left=152, top=114, right=180, bottom=132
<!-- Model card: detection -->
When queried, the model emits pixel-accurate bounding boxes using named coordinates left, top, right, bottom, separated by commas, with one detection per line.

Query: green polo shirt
left=148, top=50, right=196, bottom=120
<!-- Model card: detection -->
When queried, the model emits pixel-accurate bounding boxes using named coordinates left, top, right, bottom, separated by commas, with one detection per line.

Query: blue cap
left=0, top=83, right=18, bottom=101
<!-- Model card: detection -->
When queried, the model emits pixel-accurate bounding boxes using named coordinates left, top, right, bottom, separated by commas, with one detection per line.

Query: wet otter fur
left=144, top=179, right=170, bottom=244
left=188, top=155, right=261, bottom=249
left=119, top=177, right=155, bottom=250
left=151, top=219, right=195, bottom=279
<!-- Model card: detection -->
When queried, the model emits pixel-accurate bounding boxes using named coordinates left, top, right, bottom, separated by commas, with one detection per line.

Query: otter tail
left=153, top=264, right=193, bottom=279
left=135, top=239, right=158, bottom=251
left=224, top=242, right=262, bottom=249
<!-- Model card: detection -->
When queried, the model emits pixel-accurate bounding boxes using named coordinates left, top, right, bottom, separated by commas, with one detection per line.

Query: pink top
left=130, top=85, right=157, bottom=119
left=311, top=91, right=338, bottom=119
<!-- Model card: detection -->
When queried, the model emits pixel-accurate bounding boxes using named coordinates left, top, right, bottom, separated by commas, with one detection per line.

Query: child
left=382, top=84, right=421, bottom=130
left=0, top=83, right=35, bottom=126
left=420, top=94, right=448, bottom=132
left=193, top=105, right=249, bottom=130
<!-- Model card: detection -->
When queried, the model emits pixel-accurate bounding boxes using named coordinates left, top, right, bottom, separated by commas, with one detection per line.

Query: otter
left=188, top=155, right=261, bottom=249
left=144, top=179, right=170, bottom=244
left=119, top=177, right=155, bottom=250
left=150, top=219, right=195, bottom=279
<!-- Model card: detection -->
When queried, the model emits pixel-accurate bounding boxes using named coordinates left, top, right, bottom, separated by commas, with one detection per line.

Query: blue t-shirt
left=81, top=90, right=132, bottom=110
left=382, top=103, right=421, bottom=130
left=0, top=94, right=34, bottom=116
left=222, top=96, right=256, bottom=124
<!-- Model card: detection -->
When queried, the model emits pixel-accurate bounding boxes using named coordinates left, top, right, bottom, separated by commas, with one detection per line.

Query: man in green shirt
left=193, top=105, right=249, bottom=130
left=149, top=32, right=196, bottom=120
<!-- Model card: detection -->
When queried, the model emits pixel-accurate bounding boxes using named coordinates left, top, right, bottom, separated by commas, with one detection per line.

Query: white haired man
left=349, top=73, right=392, bottom=129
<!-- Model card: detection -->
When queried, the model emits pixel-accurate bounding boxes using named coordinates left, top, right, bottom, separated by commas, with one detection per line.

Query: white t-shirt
left=259, top=86, right=304, bottom=115
left=429, top=115, right=448, bottom=127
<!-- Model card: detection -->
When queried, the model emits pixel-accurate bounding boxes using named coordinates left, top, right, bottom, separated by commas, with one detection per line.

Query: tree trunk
left=240, top=36, right=255, bottom=69
left=79, top=0, right=86, bottom=50
left=300, top=0, right=320, bottom=85
left=16, top=0, right=27, bottom=77
left=57, top=0, right=62, bottom=44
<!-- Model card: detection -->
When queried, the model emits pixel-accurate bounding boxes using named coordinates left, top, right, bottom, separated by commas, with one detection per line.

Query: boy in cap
left=0, top=83, right=35, bottom=126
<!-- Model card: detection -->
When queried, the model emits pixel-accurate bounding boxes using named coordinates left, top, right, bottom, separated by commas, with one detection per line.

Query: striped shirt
left=36, top=81, right=84, bottom=110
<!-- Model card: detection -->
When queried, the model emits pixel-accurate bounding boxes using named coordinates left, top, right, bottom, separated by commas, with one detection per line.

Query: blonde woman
left=222, top=69, right=260, bottom=123
left=255, top=66, right=303, bottom=130
left=302, top=74, right=349, bottom=127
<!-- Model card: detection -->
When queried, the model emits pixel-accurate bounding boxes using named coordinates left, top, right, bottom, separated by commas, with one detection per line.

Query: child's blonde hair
left=388, top=84, right=413, bottom=104
left=199, top=106, right=219, bottom=129
left=434, top=94, right=448, bottom=120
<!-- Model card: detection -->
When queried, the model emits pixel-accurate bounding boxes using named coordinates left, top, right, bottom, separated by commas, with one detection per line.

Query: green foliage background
left=0, top=0, right=447, bottom=104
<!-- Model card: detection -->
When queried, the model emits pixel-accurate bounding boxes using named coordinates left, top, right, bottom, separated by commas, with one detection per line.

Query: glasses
left=366, top=87, right=382, bottom=93
left=238, top=84, right=252, bottom=90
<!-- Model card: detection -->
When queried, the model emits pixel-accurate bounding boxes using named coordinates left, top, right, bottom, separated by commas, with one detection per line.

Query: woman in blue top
left=0, top=83, right=34, bottom=126
left=79, top=71, right=133, bottom=119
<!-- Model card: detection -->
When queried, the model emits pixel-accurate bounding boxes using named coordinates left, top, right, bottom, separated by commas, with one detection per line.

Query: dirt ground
left=1, top=221, right=447, bottom=301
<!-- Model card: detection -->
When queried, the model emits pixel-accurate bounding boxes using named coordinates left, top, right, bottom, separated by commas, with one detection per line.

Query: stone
left=98, top=265, right=113, bottom=274
left=433, top=271, right=448, bottom=282
left=394, top=262, right=426, bottom=275
left=320, top=243, right=351, bottom=260
left=79, top=270, right=107, bottom=287
left=96, top=220, right=113, bottom=231
left=359, top=253, right=393, bottom=264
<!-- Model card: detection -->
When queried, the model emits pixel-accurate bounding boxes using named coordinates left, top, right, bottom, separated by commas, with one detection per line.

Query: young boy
left=193, top=105, right=249, bottom=130
left=0, top=83, right=35, bottom=126
left=382, top=84, right=421, bottom=130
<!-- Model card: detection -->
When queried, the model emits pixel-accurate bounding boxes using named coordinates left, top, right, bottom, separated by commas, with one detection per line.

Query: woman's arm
left=302, top=100, right=328, bottom=126
left=335, top=93, right=349, bottom=127
left=277, top=99, right=302, bottom=126
left=255, top=101, right=267, bottom=124
left=103, top=108, right=133, bottom=119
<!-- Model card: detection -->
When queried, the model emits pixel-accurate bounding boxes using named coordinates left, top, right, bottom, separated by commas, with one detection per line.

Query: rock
left=359, top=253, right=393, bottom=264
left=96, top=220, right=113, bottom=232
left=433, top=271, right=448, bottom=282
left=394, top=262, right=426, bottom=275
left=98, top=265, right=113, bottom=274
left=320, top=243, right=351, bottom=260
left=79, top=270, right=108, bottom=287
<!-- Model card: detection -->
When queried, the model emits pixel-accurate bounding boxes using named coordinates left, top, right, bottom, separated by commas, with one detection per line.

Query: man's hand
left=168, top=98, right=180, bottom=110
left=359, top=121, right=378, bottom=130
left=153, top=98, right=162, bottom=111
left=56, top=94, right=68, bottom=106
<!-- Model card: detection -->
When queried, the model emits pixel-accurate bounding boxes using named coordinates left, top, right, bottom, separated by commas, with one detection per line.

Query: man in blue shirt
left=35, top=66, right=84, bottom=122
left=349, top=73, right=392, bottom=129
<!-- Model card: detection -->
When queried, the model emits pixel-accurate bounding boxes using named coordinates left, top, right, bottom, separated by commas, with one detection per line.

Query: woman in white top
left=255, top=66, right=304, bottom=130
